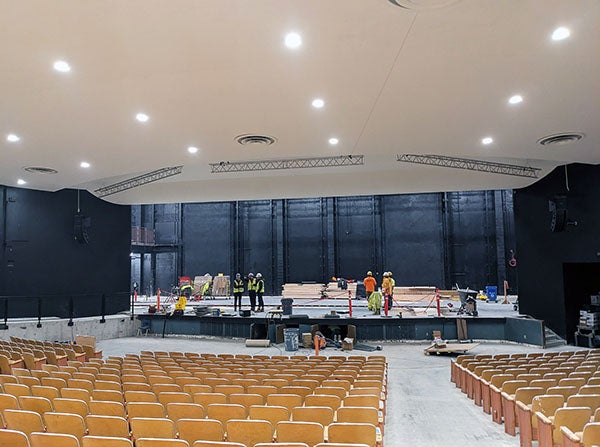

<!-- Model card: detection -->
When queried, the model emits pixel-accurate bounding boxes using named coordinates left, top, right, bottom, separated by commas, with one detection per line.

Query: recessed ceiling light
left=136, top=113, right=149, bottom=123
left=6, top=133, right=20, bottom=143
left=284, top=32, right=302, bottom=49
left=53, top=60, right=71, bottom=72
left=187, top=146, right=198, bottom=154
left=80, top=161, right=90, bottom=168
left=17, top=179, right=26, bottom=185
left=482, top=137, right=494, bottom=145
left=552, top=27, right=570, bottom=41
left=328, top=138, right=339, bottom=145
left=508, top=94, right=523, bottom=105
left=312, top=98, right=325, bottom=109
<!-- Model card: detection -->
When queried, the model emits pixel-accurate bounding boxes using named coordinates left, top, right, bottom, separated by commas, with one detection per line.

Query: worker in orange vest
left=363, top=271, right=377, bottom=300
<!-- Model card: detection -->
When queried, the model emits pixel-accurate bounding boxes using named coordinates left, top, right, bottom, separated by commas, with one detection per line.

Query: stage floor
left=133, top=294, right=520, bottom=320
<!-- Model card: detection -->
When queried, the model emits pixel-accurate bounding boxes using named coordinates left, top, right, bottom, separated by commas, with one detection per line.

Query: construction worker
left=363, top=271, right=377, bottom=300
left=233, top=273, right=244, bottom=312
left=388, top=271, right=395, bottom=309
left=256, top=273, right=265, bottom=312
left=247, top=273, right=257, bottom=312
left=180, top=281, right=193, bottom=299
left=382, top=272, right=392, bottom=308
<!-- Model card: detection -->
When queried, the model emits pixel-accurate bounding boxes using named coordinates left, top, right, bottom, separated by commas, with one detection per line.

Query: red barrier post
left=156, top=289, right=161, bottom=312
left=348, top=290, right=353, bottom=317
left=134, top=289, right=138, bottom=302
left=314, top=335, right=320, bottom=356
left=436, top=289, right=441, bottom=317
left=384, top=293, right=389, bottom=316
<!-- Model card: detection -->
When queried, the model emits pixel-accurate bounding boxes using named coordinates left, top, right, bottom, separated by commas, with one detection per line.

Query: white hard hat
left=248, top=273, right=254, bottom=277
left=256, top=273, right=263, bottom=278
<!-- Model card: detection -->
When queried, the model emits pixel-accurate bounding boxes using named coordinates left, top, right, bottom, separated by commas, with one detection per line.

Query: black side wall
left=132, top=190, right=517, bottom=296
left=514, top=163, right=600, bottom=341
left=0, top=186, right=131, bottom=318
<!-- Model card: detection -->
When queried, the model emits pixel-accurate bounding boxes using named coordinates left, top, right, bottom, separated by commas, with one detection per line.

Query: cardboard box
left=302, top=333, right=313, bottom=348
left=342, top=337, right=354, bottom=351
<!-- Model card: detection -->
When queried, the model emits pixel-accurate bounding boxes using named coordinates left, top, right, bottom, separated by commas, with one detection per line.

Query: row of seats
left=451, top=349, right=600, bottom=447
left=0, top=411, right=377, bottom=446
left=0, top=428, right=373, bottom=447
left=0, top=348, right=386, bottom=447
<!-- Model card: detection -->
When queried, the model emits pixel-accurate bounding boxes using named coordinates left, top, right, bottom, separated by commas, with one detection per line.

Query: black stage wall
left=132, top=190, right=517, bottom=296
left=515, top=163, right=600, bottom=341
left=0, top=186, right=131, bottom=318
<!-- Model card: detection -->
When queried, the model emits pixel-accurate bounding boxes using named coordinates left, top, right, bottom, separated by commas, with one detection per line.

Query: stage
left=135, top=295, right=547, bottom=346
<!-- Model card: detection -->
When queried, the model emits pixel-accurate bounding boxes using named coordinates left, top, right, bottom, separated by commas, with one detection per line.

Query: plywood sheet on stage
left=424, top=343, right=479, bottom=355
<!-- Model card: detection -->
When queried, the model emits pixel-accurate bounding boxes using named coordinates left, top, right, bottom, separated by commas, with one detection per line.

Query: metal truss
left=210, top=155, right=364, bottom=173
left=94, top=166, right=183, bottom=198
left=396, top=154, right=540, bottom=178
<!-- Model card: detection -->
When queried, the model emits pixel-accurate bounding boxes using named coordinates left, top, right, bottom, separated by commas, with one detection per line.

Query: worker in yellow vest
left=256, top=273, right=265, bottom=312
left=233, top=273, right=244, bottom=312
left=388, top=271, right=395, bottom=309
left=247, top=273, right=257, bottom=312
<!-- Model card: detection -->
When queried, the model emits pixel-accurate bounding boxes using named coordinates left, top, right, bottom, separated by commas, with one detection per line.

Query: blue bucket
left=486, top=286, right=498, bottom=302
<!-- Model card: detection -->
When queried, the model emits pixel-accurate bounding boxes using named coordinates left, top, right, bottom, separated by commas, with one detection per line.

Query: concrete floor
left=97, top=335, right=571, bottom=447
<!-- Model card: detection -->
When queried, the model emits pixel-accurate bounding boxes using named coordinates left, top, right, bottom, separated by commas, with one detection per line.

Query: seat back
left=582, top=422, right=600, bottom=447
left=276, top=421, right=324, bottom=446
left=558, top=378, right=586, bottom=389
left=552, top=407, right=593, bottom=444
left=266, top=394, right=303, bottom=412
left=29, top=432, right=80, bottom=447
left=136, top=440, right=190, bottom=447
left=513, top=387, right=545, bottom=406
left=207, top=403, right=247, bottom=425
left=342, top=395, right=379, bottom=409
left=0, top=428, right=30, bottom=447
left=567, top=394, right=600, bottom=411
left=166, top=402, right=205, bottom=421
left=4, top=409, right=45, bottom=436
left=304, top=394, right=341, bottom=410
left=291, top=406, right=334, bottom=426
left=44, top=412, right=87, bottom=442
left=82, top=436, right=133, bottom=447
left=192, top=393, right=227, bottom=407
left=127, top=402, right=166, bottom=418
left=125, top=391, right=157, bottom=403
left=501, top=380, right=527, bottom=395
left=53, top=398, right=89, bottom=417
left=18, top=396, right=53, bottom=416
left=336, top=406, right=379, bottom=426
left=327, top=422, right=377, bottom=447
left=546, top=386, right=578, bottom=400
left=130, top=417, right=176, bottom=441
left=229, top=394, right=264, bottom=408
left=86, top=414, right=130, bottom=438
left=226, top=419, right=273, bottom=447
left=88, top=400, right=126, bottom=418
left=248, top=405, right=290, bottom=427
left=177, top=418, right=224, bottom=445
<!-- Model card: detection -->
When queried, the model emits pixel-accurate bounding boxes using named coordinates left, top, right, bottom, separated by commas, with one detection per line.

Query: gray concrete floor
left=97, top=335, right=571, bottom=447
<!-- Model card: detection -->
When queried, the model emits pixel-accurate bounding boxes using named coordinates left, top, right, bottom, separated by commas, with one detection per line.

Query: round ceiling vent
left=23, top=166, right=58, bottom=174
left=537, top=132, right=584, bottom=147
left=387, top=0, right=463, bottom=10
left=235, top=134, right=277, bottom=146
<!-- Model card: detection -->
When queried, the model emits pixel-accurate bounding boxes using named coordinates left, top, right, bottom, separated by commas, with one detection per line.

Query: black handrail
left=0, top=292, right=130, bottom=329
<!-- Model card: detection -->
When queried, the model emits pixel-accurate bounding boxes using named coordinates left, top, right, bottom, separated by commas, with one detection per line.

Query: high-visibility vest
left=256, top=279, right=265, bottom=294
left=175, top=296, right=187, bottom=311
left=233, top=279, right=244, bottom=293
left=247, top=279, right=256, bottom=292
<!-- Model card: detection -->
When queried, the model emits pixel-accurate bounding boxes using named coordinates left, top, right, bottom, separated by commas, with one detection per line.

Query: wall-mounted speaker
left=74, top=213, right=91, bottom=244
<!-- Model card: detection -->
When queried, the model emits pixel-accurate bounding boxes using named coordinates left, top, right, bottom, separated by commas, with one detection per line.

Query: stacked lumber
left=325, top=282, right=358, bottom=299
left=211, top=275, right=230, bottom=296
left=437, top=289, right=460, bottom=300
left=393, top=286, right=437, bottom=302
left=282, top=283, right=326, bottom=299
